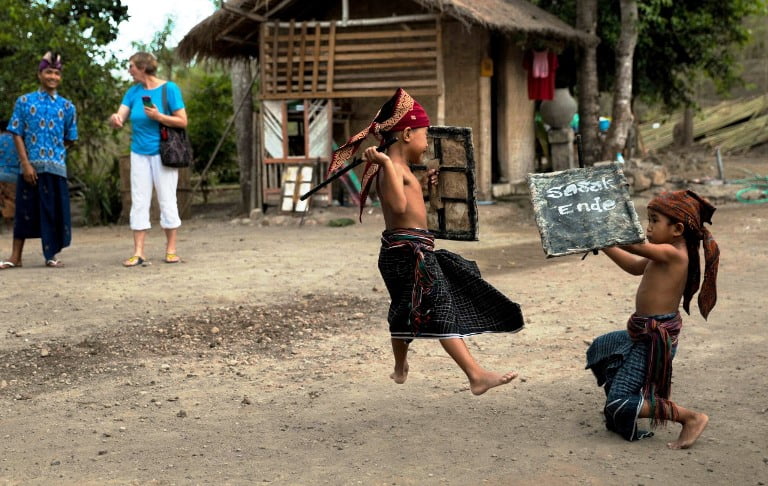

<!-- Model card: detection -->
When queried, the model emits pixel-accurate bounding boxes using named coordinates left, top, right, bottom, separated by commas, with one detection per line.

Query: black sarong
left=378, top=228, right=524, bottom=339
left=14, top=172, right=71, bottom=260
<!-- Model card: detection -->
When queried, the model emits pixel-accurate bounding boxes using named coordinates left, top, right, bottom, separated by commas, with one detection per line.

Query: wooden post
left=286, top=20, right=295, bottom=95
left=271, top=22, right=279, bottom=96
left=478, top=75, right=492, bottom=201
left=254, top=109, right=263, bottom=211
left=435, top=18, right=445, bottom=125
left=298, top=23, right=307, bottom=93
left=326, top=22, right=337, bottom=93
left=312, top=25, right=321, bottom=93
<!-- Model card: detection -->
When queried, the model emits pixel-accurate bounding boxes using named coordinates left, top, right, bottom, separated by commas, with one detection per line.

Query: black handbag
left=159, top=83, right=193, bottom=168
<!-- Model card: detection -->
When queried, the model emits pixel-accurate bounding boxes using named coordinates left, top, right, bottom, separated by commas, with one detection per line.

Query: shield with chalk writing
left=527, top=163, right=645, bottom=257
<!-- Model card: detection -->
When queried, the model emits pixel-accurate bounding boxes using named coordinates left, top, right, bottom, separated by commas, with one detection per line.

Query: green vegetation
left=534, top=0, right=767, bottom=108
left=0, top=0, right=130, bottom=225
left=0, top=0, right=237, bottom=225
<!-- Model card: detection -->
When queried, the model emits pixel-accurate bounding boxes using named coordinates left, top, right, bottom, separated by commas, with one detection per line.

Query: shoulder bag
left=159, top=83, right=193, bottom=168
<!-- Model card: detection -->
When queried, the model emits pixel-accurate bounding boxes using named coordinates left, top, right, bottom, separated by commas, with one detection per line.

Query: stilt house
left=178, top=0, right=594, bottom=209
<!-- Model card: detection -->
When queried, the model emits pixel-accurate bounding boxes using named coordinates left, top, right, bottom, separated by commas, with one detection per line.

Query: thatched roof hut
left=178, top=0, right=595, bottom=62
left=177, top=0, right=595, bottom=207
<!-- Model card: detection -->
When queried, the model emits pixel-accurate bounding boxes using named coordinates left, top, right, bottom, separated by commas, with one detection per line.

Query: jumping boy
left=586, top=190, right=720, bottom=449
left=329, top=88, right=524, bottom=395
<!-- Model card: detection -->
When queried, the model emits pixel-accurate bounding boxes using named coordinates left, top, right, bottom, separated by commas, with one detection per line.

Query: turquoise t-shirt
left=121, top=81, right=185, bottom=155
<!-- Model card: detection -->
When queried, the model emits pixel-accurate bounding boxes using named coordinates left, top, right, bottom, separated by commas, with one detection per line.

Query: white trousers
left=129, top=152, right=181, bottom=231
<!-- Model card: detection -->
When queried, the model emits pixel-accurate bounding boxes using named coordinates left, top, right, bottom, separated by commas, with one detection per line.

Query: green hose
left=731, top=175, right=768, bottom=204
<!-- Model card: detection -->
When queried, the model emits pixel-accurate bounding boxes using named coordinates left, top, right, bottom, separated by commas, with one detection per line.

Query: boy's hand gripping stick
left=300, top=137, right=398, bottom=201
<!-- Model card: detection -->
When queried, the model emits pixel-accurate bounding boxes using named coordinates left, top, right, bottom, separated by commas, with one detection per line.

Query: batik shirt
left=0, top=132, right=19, bottom=183
left=8, top=89, right=78, bottom=178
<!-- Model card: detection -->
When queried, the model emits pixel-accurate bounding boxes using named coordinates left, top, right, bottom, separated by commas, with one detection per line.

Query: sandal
left=45, top=259, right=64, bottom=268
left=123, top=256, right=145, bottom=267
left=164, top=253, right=181, bottom=264
left=0, top=261, right=21, bottom=270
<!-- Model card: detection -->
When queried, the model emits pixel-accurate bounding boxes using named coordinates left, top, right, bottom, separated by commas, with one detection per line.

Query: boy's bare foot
left=469, top=370, right=518, bottom=395
left=390, top=363, right=409, bottom=384
left=667, top=412, right=709, bottom=449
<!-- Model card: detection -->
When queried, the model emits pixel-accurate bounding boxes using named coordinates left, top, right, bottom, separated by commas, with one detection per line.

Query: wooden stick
left=300, top=137, right=397, bottom=201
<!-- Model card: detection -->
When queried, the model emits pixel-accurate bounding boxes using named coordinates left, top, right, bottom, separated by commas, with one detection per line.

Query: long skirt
left=586, top=330, right=657, bottom=441
left=378, top=228, right=524, bottom=339
left=14, top=172, right=71, bottom=260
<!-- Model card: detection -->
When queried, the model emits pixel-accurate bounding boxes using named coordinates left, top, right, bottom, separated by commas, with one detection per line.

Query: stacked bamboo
left=699, top=114, right=768, bottom=153
left=638, top=94, right=768, bottom=153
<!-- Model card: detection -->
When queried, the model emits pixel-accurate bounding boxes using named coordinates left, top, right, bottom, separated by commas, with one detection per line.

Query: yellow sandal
left=123, top=256, right=145, bottom=267
left=164, top=253, right=181, bottom=264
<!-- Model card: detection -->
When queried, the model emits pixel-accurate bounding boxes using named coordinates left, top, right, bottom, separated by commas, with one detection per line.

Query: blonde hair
left=130, top=52, right=158, bottom=76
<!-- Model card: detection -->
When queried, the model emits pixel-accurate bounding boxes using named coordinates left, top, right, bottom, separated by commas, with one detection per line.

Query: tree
left=50, top=0, right=128, bottom=44
left=132, top=15, right=239, bottom=208
left=634, top=0, right=766, bottom=108
left=131, top=17, right=178, bottom=79
left=182, top=66, right=238, bottom=181
left=576, top=0, right=601, bottom=164
left=601, top=0, right=637, bottom=160
left=231, top=60, right=257, bottom=213
left=634, top=0, right=766, bottom=147
left=533, top=0, right=765, bottom=162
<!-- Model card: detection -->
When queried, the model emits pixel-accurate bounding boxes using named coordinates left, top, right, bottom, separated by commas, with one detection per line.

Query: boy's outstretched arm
left=602, top=245, right=648, bottom=275
left=619, top=241, right=687, bottom=264
left=604, top=241, right=687, bottom=275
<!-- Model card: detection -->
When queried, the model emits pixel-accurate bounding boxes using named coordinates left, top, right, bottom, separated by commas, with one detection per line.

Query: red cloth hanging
left=523, top=50, right=559, bottom=100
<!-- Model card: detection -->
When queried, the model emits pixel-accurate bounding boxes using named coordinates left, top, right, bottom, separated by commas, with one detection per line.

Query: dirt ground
left=0, top=154, right=767, bottom=485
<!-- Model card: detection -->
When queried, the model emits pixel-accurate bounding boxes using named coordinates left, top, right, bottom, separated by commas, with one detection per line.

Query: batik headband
left=648, top=190, right=720, bottom=319
left=39, top=51, right=63, bottom=72
left=328, top=88, right=431, bottom=220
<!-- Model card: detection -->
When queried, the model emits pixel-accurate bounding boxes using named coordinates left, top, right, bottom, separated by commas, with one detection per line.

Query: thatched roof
left=412, top=0, right=594, bottom=44
left=177, top=0, right=597, bottom=62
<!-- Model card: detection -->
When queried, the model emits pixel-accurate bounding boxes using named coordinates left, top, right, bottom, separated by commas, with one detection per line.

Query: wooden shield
left=527, top=163, right=645, bottom=257
left=410, top=126, right=478, bottom=241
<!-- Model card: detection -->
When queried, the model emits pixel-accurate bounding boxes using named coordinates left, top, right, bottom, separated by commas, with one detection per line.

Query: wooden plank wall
left=259, top=99, right=333, bottom=207
left=260, top=18, right=441, bottom=99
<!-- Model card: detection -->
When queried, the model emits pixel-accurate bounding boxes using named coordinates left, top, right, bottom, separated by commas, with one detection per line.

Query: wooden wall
left=496, top=42, right=536, bottom=185
left=442, top=20, right=491, bottom=200
left=259, top=19, right=440, bottom=100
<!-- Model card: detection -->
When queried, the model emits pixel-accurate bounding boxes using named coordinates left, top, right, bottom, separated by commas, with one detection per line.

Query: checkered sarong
left=378, top=228, right=524, bottom=339
left=586, top=330, right=653, bottom=441
left=586, top=313, right=681, bottom=441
